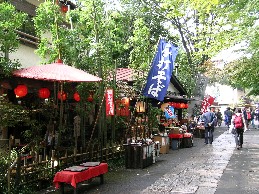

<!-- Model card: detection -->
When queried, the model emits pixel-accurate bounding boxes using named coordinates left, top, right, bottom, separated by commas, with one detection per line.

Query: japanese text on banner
left=142, top=39, right=178, bottom=101
left=106, top=89, right=114, bottom=116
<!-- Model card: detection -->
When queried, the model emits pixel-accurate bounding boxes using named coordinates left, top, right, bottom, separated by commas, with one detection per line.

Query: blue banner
left=142, top=39, right=178, bottom=101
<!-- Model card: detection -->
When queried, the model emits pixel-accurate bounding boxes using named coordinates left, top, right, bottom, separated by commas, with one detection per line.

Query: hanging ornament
left=61, top=5, right=68, bottom=13
left=87, top=94, right=93, bottom=102
left=38, top=88, right=50, bottom=99
left=180, top=103, right=185, bottom=109
left=14, top=84, right=28, bottom=97
left=121, top=97, right=129, bottom=106
left=185, top=103, right=189, bottom=109
left=136, top=101, right=146, bottom=112
left=73, top=92, right=80, bottom=102
left=175, top=103, right=181, bottom=109
left=58, top=91, right=67, bottom=101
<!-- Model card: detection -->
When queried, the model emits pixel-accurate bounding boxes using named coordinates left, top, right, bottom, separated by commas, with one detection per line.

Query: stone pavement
left=38, top=126, right=259, bottom=194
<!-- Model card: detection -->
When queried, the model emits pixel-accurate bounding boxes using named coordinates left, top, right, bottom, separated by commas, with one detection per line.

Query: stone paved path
left=141, top=131, right=236, bottom=194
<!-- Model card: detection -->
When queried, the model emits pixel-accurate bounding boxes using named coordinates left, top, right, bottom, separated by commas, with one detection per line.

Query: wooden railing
left=9, top=142, right=125, bottom=190
left=15, top=30, right=39, bottom=47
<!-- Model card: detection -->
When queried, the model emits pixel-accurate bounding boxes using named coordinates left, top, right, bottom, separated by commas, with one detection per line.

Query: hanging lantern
left=61, top=5, right=68, bottom=13
left=180, top=103, right=185, bottom=109
left=73, top=92, right=80, bottom=102
left=14, top=84, right=28, bottom=97
left=121, top=97, right=129, bottom=107
left=136, top=101, right=146, bottom=112
left=38, top=88, right=50, bottom=99
left=58, top=91, right=67, bottom=101
left=175, top=103, right=180, bottom=109
left=185, top=103, right=189, bottom=108
left=87, top=94, right=93, bottom=102
left=171, top=102, right=176, bottom=107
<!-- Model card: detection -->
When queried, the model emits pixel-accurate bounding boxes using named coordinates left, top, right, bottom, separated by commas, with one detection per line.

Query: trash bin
left=171, top=139, right=179, bottom=150
left=169, top=133, right=183, bottom=150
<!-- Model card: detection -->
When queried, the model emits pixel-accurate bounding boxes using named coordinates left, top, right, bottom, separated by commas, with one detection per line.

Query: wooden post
left=74, top=148, right=77, bottom=163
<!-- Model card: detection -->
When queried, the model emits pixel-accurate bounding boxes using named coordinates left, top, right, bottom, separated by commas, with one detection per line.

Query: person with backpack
left=233, top=108, right=245, bottom=150
left=243, top=107, right=251, bottom=130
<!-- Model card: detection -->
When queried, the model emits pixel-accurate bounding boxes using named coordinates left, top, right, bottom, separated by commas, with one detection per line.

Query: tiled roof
left=115, top=68, right=134, bottom=82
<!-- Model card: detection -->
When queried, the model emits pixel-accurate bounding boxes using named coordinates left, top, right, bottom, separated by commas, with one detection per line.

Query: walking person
left=202, top=107, right=216, bottom=144
left=251, top=109, right=256, bottom=129
left=215, top=108, right=223, bottom=127
left=243, top=107, right=251, bottom=130
left=232, top=108, right=245, bottom=149
left=224, top=107, right=233, bottom=129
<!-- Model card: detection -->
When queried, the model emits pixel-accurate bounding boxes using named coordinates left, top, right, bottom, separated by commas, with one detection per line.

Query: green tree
left=120, top=0, right=258, bottom=97
left=0, top=2, right=27, bottom=77
left=222, top=0, right=259, bottom=96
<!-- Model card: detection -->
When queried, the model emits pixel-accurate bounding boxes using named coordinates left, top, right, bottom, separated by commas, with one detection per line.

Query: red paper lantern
left=180, top=103, right=185, bottom=109
left=87, top=95, right=93, bottom=102
left=38, top=88, right=50, bottom=99
left=14, top=84, right=28, bottom=97
left=185, top=103, right=189, bottom=108
left=121, top=97, right=129, bottom=106
left=61, top=5, right=68, bottom=13
left=73, top=92, right=80, bottom=102
left=58, top=91, right=67, bottom=101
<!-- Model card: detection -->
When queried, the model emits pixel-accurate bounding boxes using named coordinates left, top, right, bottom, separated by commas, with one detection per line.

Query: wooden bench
left=53, top=163, right=108, bottom=194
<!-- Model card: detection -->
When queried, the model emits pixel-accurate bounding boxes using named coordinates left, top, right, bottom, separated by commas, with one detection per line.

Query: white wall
left=205, top=84, right=245, bottom=106
left=9, top=44, right=41, bottom=68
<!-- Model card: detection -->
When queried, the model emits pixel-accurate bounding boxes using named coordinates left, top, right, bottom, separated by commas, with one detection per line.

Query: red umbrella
left=12, top=60, right=102, bottom=147
left=13, top=60, right=102, bottom=82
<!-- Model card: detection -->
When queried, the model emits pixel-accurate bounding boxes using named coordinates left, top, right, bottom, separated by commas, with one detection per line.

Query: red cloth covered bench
left=53, top=163, right=108, bottom=193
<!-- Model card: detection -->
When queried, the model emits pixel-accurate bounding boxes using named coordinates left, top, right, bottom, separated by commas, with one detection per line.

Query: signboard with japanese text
left=143, top=39, right=178, bottom=101
left=164, top=106, right=176, bottom=119
left=105, top=89, right=114, bottom=116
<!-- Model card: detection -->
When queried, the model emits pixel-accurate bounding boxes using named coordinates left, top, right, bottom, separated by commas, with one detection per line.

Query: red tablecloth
left=53, top=163, right=108, bottom=188
left=168, top=133, right=183, bottom=139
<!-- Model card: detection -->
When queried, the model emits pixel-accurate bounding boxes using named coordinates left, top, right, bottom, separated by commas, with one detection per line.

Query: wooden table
left=53, top=163, right=108, bottom=194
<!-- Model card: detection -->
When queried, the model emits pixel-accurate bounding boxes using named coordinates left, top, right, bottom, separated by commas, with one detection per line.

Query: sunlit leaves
left=0, top=2, right=27, bottom=75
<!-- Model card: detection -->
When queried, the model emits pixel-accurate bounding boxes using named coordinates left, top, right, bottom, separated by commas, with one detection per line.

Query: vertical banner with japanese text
left=142, top=39, right=178, bottom=101
left=105, top=88, right=114, bottom=116
left=201, top=95, right=215, bottom=113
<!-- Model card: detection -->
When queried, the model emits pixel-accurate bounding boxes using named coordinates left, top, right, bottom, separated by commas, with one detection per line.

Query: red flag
left=201, top=95, right=215, bottom=113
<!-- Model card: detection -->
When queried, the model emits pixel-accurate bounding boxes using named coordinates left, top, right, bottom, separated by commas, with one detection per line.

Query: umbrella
left=12, top=60, right=102, bottom=147
left=13, top=60, right=102, bottom=82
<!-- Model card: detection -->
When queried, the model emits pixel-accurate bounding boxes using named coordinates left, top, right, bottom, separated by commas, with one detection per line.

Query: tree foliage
left=33, top=0, right=258, bottom=98
left=222, top=0, right=259, bottom=96
left=121, top=0, right=258, bottom=97
left=0, top=2, right=27, bottom=76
